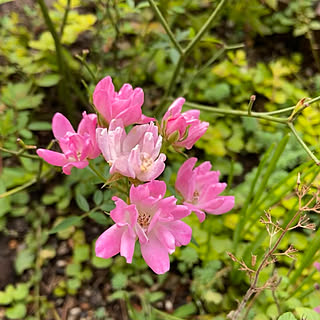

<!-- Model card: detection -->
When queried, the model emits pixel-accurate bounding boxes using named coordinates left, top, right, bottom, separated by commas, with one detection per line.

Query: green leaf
left=0, top=291, right=12, bottom=305
left=66, top=263, right=81, bottom=277
left=89, top=211, right=109, bottom=225
left=278, top=313, right=297, bottom=320
left=6, top=303, right=27, bottom=319
left=15, top=249, right=35, bottom=274
left=13, top=284, right=29, bottom=301
left=111, top=273, right=128, bottom=290
left=173, top=303, right=197, bottom=317
left=75, top=193, right=90, bottom=212
left=295, top=308, right=320, bottom=320
left=49, top=216, right=83, bottom=234
left=91, top=255, right=112, bottom=268
left=93, top=190, right=103, bottom=206
left=35, top=74, right=61, bottom=87
left=28, top=121, right=52, bottom=131
left=73, top=244, right=90, bottom=263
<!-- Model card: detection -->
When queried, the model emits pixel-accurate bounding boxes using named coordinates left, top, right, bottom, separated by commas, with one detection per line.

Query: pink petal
left=120, top=228, right=136, bottom=263
left=155, top=225, right=176, bottom=254
left=37, top=149, right=67, bottom=166
left=140, top=234, right=170, bottom=274
left=314, top=262, right=320, bottom=272
left=175, top=157, right=197, bottom=201
left=52, top=113, right=75, bottom=140
left=204, top=196, right=235, bottom=215
left=163, top=97, right=185, bottom=120
left=184, top=203, right=206, bottom=223
left=136, top=153, right=166, bottom=182
left=314, top=306, right=320, bottom=313
left=166, top=220, right=192, bottom=246
left=95, top=224, right=123, bottom=259
left=62, top=160, right=89, bottom=175
left=110, top=201, right=138, bottom=225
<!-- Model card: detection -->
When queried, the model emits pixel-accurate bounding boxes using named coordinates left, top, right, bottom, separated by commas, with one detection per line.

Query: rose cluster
left=37, top=76, right=235, bottom=274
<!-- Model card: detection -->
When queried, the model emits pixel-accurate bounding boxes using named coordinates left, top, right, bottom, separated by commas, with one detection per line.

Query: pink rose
left=37, top=112, right=100, bottom=174
left=95, top=180, right=192, bottom=274
left=161, top=98, right=209, bottom=149
left=96, top=120, right=166, bottom=181
left=175, top=157, right=234, bottom=222
left=93, top=76, right=154, bottom=126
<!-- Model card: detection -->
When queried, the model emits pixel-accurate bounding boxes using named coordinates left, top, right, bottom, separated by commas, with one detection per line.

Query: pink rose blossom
left=37, top=112, right=100, bottom=175
left=161, top=97, right=209, bottom=150
left=95, top=180, right=192, bottom=274
left=96, top=120, right=166, bottom=181
left=93, top=76, right=154, bottom=126
left=175, top=157, right=234, bottom=222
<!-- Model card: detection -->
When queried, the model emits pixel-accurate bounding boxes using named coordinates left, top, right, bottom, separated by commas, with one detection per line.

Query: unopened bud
left=251, top=254, right=257, bottom=267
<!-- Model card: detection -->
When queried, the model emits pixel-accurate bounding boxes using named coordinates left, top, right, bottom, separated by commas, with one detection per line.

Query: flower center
left=192, top=191, right=200, bottom=204
left=137, top=210, right=152, bottom=230
left=140, top=153, right=153, bottom=172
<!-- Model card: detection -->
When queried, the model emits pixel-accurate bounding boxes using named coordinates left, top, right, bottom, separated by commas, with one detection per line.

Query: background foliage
left=1, top=0, right=320, bottom=319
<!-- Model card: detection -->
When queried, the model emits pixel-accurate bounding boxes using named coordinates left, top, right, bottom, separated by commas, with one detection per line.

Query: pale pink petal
left=52, top=113, right=75, bottom=140
left=110, top=201, right=138, bottom=225
left=204, top=196, right=235, bottom=215
left=155, top=225, right=176, bottom=254
left=140, top=234, right=170, bottom=274
left=120, top=228, right=136, bottom=263
left=95, top=224, right=123, bottom=259
left=314, top=262, right=320, bottom=272
left=136, top=153, right=166, bottom=181
left=184, top=203, right=206, bottom=222
left=166, top=220, right=192, bottom=246
left=315, top=306, right=320, bottom=313
left=200, top=183, right=227, bottom=203
left=37, top=149, right=67, bottom=166
left=175, top=157, right=197, bottom=201
left=139, top=114, right=155, bottom=124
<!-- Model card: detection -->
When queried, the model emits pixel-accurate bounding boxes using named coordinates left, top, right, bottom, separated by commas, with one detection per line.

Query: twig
left=59, top=0, right=71, bottom=38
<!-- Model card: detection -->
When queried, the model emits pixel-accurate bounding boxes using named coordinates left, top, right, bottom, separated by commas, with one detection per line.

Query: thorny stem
left=231, top=208, right=303, bottom=320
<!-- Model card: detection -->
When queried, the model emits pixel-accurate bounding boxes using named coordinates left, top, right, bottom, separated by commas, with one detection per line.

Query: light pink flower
left=96, top=120, right=166, bottom=181
left=175, top=157, right=234, bottom=222
left=95, top=180, right=192, bottom=274
left=161, top=98, right=209, bottom=150
left=314, top=262, right=320, bottom=272
left=315, top=306, right=320, bottom=313
left=37, top=112, right=100, bottom=175
left=93, top=76, right=154, bottom=126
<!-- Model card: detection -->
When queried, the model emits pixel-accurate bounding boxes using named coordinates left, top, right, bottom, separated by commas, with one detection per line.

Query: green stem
left=287, top=122, right=320, bottom=165
left=147, top=0, right=184, bottom=55
left=59, top=0, right=71, bottom=38
left=0, top=147, right=39, bottom=159
left=184, top=0, right=228, bottom=55
left=184, top=101, right=288, bottom=124
left=37, top=0, right=65, bottom=81
left=88, top=162, right=106, bottom=182
left=75, top=54, right=97, bottom=82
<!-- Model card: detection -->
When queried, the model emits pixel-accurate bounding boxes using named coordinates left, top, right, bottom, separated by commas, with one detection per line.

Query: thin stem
left=37, top=0, right=65, bottom=80
left=75, top=54, right=97, bottom=82
left=88, top=162, right=106, bottom=182
left=147, top=0, right=184, bottom=55
left=248, top=95, right=256, bottom=115
left=59, top=0, right=71, bottom=38
left=0, top=147, right=39, bottom=159
left=184, top=101, right=288, bottom=124
left=287, top=122, right=320, bottom=165
left=184, top=0, right=227, bottom=55
left=232, top=208, right=303, bottom=320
